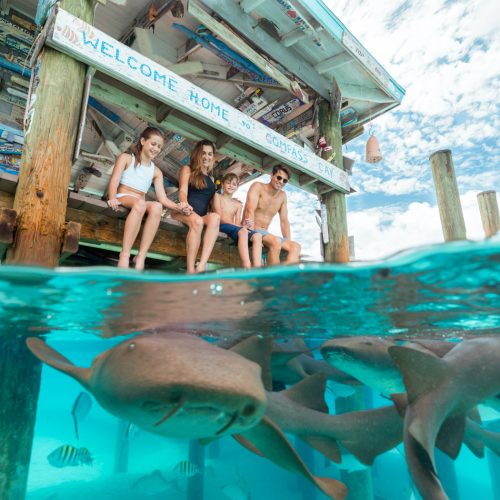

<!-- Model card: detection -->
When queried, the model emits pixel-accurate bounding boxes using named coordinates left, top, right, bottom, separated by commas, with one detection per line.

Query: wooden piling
left=0, top=207, right=17, bottom=260
left=477, top=190, right=499, bottom=238
left=429, top=150, right=466, bottom=241
left=0, top=337, right=42, bottom=500
left=5, top=0, right=95, bottom=267
left=187, top=440, right=205, bottom=500
left=318, top=99, right=349, bottom=263
left=335, top=388, right=374, bottom=500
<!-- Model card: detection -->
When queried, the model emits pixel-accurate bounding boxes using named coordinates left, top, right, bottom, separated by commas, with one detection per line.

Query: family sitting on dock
left=107, top=127, right=301, bottom=272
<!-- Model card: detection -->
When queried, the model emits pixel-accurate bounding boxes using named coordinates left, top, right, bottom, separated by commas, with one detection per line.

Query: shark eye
left=242, top=404, right=256, bottom=417
left=127, top=342, right=136, bottom=351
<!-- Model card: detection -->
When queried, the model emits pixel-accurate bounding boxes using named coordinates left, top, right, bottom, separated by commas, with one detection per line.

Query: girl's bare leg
left=237, top=228, right=251, bottom=269
left=197, top=213, right=220, bottom=273
left=118, top=198, right=147, bottom=268
left=135, top=202, right=163, bottom=271
left=250, top=233, right=263, bottom=268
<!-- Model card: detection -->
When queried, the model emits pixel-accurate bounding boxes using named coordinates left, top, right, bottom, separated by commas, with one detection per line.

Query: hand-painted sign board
left=46, top=9, right=349, bottom=192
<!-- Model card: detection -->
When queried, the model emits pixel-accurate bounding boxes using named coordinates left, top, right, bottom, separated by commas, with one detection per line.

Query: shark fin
left=239, top=416, right=347, bottom=500
left=299, top=435, right=341, bottom=463
left=233, top=434, right=265, bottom=457
left=388, top=346, right=448, bottom=404
left=435, top=414, right=465, bottom=459
left=230, top=336, right=273, bottom=391
left=463, top=420, right=485, bottom=458
left=282, top=373, right=329, bottom=413
left=26, top=338, right=91, bottom=389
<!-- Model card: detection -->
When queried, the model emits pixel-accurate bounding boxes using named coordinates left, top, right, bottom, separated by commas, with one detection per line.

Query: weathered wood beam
left=281, top=27, right=308, bottom=47
left=156, top=103, right=174, bottom=123
left=188, top=1, right=305, bottom=99
left=342, top=124, right=364, bottom=144
left=195, top=0, right=331, bottom=100
left=338, top=83, right=394, bottom=103
left=299, top=173, right=317, bottom=187
left=240, top=0, right=266, bottom=14
left=314, top=53, right=353, bottom=74
left=67, top=206, right=240, bottom=265
left=59, top=221, right=81, bottom=263
left=216, top=133, right=234, bottom=150
left=0, top=207, right=17, bottom=260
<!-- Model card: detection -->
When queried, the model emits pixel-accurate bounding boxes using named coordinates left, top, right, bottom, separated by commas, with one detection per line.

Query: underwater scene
left=1, top=239, right=499, bottom=500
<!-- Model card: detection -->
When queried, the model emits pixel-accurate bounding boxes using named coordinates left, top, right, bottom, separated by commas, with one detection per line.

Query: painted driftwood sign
left=45, top=8, right=349, bottom=192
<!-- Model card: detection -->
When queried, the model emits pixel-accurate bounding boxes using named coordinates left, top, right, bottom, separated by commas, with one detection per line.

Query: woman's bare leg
left=172, top=212, right=203, bottom=273
left=118, top=197, right=147, bottom=268
left=197, top=213, right=220, bottom=273
left=236, top=228, right=251, bottom=268
left=250, top=233, right=263, bottom=268
left=135, top=202, right=163, bottom=271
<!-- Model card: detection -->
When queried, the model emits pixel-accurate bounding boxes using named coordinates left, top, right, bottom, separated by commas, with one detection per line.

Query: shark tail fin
left=390, top=393, right=408, bottom=417
left=230, top=336, right=273, bottom=391
left=435, top=413, right=466, bottom=459
left=238, top=416, right=347, bottom=500
left=388, top=345, right=448, bottom=404
left=282, top=373, right=329, bottom=413
left=26, top=338, right=91, bottom=389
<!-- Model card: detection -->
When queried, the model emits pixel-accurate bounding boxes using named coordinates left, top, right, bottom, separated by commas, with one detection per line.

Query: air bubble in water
left=210, top=283, right=224, bottom=295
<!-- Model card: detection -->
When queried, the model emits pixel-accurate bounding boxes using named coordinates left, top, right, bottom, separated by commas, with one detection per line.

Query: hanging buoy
left=366, top=134, right=382, bottom=163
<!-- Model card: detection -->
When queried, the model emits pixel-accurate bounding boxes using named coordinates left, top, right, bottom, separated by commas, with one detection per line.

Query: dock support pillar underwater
left=0, top=337, right=42, bottom=500
left=335, top=388, right=374, bottom=500
left=318, top=99, right=349, bottom=263
left=429, top=150, right=467, bottom=242
left=187, top=440, right=205, bottom=500
left=477, top=190, right=499, bottom=238
left=295, top=437, right=316, bottom=500
left=5, top=0, right=95, bottom=267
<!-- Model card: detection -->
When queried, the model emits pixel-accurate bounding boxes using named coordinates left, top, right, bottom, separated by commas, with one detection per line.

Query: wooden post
left=187, top=440, right=205, bottom=500
left=335, top=388, right=374, bottom=500
left=429, top=150, right=466, bottom=241
left=477, top=191, right=499, bottom=238
left=0, top=337, right=42, bottom=500
left=5, top=0, right=96, bottom=267
left=318, top=99, right=349, bottom=263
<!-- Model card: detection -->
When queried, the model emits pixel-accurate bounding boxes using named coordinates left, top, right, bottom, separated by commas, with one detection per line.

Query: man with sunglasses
left=242, top=165, right=301, bottom=265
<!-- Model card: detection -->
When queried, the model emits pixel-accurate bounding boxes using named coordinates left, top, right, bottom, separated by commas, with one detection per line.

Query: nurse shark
left=388, top=337, right=500, bottom=500
left=26, top=333, right=346, bottom=500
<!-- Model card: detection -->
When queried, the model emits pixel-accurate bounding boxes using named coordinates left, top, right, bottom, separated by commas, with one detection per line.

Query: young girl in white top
left=107, top=127, right=191, bottom=270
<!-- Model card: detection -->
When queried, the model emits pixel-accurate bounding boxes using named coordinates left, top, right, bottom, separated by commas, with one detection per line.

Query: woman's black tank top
left=187, top=175, right=216, bottom=216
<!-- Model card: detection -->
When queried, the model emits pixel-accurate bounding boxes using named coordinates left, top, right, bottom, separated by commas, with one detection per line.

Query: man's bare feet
left=118, top=252, right=130, bottom=268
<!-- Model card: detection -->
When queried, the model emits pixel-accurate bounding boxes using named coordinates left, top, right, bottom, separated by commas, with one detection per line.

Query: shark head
left=320, top=336, right=404, bottom=394
left=27, top=333, right=267, bottom=439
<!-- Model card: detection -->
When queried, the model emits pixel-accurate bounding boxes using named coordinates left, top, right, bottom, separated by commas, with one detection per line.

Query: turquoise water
left=1, top=239, right=499, bottom=499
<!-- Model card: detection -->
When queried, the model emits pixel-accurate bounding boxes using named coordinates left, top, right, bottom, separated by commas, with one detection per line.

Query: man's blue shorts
left=219, top=223, right=258, bottom=244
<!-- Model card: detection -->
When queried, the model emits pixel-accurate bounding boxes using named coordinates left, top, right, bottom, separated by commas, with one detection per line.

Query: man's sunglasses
left=276, top=175, right=289, bottom=184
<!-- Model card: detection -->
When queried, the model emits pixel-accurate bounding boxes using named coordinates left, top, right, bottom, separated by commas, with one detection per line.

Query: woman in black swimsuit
left=172, top=139, right=220, bottom=273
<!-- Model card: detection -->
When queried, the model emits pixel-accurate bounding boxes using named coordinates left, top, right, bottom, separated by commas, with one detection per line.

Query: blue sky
left=239, top=0, right=499, bottom=261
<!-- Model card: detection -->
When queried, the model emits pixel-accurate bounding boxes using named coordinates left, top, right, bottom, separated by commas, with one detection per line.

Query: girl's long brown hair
left=189, top=139, right=216, bottom=189
left=129, top=126, right=163, bottom=166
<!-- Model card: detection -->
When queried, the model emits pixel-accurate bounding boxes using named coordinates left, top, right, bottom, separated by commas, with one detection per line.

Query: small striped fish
left=173, top=460, right=200, bottom=477
left=47, top=445, right=93, bottom=468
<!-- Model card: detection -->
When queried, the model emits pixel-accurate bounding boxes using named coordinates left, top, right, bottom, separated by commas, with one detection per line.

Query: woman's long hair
left=129, top=127, right=164, bottom=166
left=189, top=139, right=216, bottom=189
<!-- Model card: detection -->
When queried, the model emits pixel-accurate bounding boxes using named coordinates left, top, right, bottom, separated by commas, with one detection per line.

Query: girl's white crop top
left=119, top=155, right=155, bottom=193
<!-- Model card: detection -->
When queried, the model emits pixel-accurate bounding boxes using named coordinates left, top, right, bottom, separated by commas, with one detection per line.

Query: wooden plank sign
left=46, top=9, right=349, bottom=192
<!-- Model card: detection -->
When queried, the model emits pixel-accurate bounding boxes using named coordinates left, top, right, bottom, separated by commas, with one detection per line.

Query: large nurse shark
left=388, top=337, right=500, bottom=500
left=320, top=336, right=456, bottom=394
left=26, top=333, right=347, bottom=500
